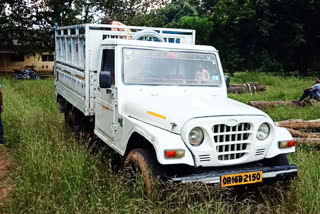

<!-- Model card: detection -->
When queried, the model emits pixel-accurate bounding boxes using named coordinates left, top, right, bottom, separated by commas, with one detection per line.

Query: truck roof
left=101, top=39, right=218, bottom=52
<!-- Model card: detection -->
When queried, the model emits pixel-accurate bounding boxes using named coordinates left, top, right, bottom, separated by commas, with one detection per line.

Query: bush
left=220, top=50, right=245, bottom=76
left=258, top=52, right=284, bottom=73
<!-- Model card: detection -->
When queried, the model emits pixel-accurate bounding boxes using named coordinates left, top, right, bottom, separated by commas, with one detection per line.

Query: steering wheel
left=133, top=30, right=165, bottom=42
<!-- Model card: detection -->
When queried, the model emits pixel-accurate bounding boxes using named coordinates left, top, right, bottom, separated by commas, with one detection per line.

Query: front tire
left=123, top=148, right=160, bottom=197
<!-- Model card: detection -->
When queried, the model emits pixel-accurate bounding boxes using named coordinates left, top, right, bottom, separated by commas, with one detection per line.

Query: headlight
left=256, top=123, right=270, bottom=140
left=188, top=127, right=204, bottom=146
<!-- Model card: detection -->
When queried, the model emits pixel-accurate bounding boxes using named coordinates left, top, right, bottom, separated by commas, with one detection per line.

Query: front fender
left=265, top=127, right=295, bottom=158
left=126, top=117, right=195, bottom=166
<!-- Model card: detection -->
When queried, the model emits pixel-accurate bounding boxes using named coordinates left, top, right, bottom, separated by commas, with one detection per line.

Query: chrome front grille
left=213, top=123, right=251, bottom=161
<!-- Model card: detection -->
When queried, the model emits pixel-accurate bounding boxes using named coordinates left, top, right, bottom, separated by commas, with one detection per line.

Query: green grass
left=229, top=72, right=320, bottom=121
left=1, top=73, right=320, bottom=213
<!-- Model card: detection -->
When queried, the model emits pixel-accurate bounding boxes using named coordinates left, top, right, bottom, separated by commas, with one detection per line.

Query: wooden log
left=286, top=128, right=319, bottom=138
left=277, top=119, right=320, bottom=123
left=248, top=100, right=313, bottom=109
left=249, top=101, right=291, bottom=109
left=228, top=86, right=246, bottom=94
left=230, top=82, right=260, bottom=87
left=230, top=82, right=259, bottom=87
left=228, top=82, right=266, bottom=94
left=229, top=83, right=266, bottom=93
left=275, top=119, right=320, bottom=130
left=294, top=138, right=320, bottom=145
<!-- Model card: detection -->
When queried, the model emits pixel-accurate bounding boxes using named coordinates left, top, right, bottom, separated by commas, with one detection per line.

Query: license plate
left=221, top=171, right=263, bottom=187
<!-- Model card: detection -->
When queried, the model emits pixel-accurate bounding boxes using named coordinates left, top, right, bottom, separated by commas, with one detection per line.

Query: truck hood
left=123, top=96, right=268, bottom=134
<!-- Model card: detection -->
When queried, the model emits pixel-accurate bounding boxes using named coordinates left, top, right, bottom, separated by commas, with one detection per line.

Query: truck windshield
left=123, top=48, right=221, bottom=86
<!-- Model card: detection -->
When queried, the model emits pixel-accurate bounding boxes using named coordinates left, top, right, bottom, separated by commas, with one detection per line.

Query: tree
left=0, top=0, right=48, bottom=53
left=0, top=0, right=87, bottom=54
left=2, top=0, right=319, bottom=76
left=208, top=0, right=320, bottom=75
left=271, top=0, right=320, bottom=76
left=0, top=1, right=14, bottom=50
left=138, top=0, right=320, bottom=76
left=96, top=0, right=169, bottom=25
left=168, top=16, right=212, bottom=44
left=131, top=0, right=202, bottom=27
left=208, top=0, right=258, bottom=73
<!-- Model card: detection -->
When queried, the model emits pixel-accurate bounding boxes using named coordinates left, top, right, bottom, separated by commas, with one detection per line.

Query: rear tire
left=123, top=148, right=160, bottom=197
left=64, top=110, right=73, bottom=131
left=63, top=106, right=93, bottom=133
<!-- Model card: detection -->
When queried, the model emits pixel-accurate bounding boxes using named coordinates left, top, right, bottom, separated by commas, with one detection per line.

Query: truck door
left=95, top=48, right=117, bottom=140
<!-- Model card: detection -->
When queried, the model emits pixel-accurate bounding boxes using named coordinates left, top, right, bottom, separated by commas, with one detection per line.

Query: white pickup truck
left=54, top=24, right=297, bottom=195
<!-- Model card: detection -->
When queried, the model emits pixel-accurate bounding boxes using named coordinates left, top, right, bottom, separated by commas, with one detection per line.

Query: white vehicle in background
left=54, top=24, right=297, bottom=195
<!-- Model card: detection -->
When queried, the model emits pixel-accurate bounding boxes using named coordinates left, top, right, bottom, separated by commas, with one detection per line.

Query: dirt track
left=0, top=147, right=14, bottom=213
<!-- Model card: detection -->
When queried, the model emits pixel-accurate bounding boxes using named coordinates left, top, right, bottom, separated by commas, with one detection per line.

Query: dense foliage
left=131, top=0, right=320, bottom=76
left=1, top=0, right=81, bottom=54
left=1, top=0, right=319, bottom=75
left=0, top=0, right=167, bottom=54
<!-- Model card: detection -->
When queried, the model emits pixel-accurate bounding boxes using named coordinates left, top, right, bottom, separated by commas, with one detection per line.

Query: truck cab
left=55, top=24, right=297, bottom=195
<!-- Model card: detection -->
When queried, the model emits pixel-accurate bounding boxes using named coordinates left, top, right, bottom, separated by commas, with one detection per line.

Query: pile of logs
left=276, top=119, right=320, bottom=145
left=248, top=99, right=320, bottom=110
left=228, top=82, right=266, bottom=94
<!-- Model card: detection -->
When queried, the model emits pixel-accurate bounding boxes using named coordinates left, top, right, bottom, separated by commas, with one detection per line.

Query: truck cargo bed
left=54, top=24, right=196, bottom=115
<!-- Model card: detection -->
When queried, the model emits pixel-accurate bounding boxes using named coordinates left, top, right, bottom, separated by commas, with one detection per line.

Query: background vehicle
left=54, top=24, right=297, bottom=195
left=14, top=68, right=40, bottom=80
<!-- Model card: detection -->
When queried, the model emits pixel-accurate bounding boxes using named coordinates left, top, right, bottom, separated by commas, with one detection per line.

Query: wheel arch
left=124, top=131, right=158, bottom=162
left=122, top=121, right=194, bottom=166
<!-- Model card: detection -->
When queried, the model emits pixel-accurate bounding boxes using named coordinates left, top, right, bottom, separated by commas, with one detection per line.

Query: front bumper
left=167, top=164, right=298, bottom=184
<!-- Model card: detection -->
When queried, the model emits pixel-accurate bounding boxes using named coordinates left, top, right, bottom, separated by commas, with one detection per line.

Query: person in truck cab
left=196, top=64, right=210, bottom=81
left=295, top=77, right=320, bottom=103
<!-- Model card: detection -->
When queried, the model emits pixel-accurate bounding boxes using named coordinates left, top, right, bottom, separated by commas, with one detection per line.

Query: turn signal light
left=165, top=150, right=185, bottom=158
left=278, top=140, right=296, bottom=148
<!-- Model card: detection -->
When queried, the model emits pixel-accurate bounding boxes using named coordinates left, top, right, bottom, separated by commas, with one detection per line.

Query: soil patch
left=0, top=147, right=14, bottom=213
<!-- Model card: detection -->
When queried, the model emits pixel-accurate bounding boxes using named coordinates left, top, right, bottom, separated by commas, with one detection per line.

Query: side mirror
left=99, top=71, right=112, bottom=89
left=224, top=75, right=230, bottom=88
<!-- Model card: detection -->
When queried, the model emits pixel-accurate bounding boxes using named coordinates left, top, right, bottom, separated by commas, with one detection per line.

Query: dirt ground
left=0, top=147, right=14, bottom=213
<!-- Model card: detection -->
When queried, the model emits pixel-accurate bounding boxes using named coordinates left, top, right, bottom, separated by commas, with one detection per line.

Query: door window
left=101, top=49, right=115, bottom=85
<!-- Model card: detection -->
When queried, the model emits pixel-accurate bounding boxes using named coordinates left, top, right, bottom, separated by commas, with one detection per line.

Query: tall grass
left=1, top=73, right=320, bottom=213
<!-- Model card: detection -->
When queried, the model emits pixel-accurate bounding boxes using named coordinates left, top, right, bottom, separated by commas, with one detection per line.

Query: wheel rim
left=124, top=151, right=153, bottom=196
